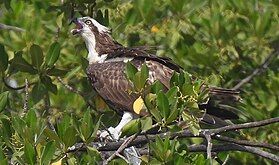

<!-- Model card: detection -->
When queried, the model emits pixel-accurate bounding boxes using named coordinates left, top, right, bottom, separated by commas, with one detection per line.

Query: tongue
left=71, top=29, right=80, bottom=35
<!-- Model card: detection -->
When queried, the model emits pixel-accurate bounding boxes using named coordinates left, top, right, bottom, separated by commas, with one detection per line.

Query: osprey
left=71, top=17, right=239, bottom=139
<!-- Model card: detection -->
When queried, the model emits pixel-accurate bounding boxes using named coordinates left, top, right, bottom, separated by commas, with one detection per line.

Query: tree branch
left=214, top=135, right=279, bottom=151
left=187, top=144, right=279, bottom=162
left=57, top=77, right=96, bottom=109
left=22, top=79, right=29, bottom=115
left=67, top=118, right=279, bottom=163
left=232, top=50, right=278, bottom=90
left=0, top=23, right=25, bottom=32
left=209, top=117, right=279, bottom=135
left=103, top=133, right=138, bottom=165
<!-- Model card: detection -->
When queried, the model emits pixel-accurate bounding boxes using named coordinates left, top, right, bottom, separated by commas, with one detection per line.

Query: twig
left=232, top=51, right=278, bottom=90
left=42, top=93, right=50, bottom=117
left=115, top=153, right=129, bottom=163
left=55, top=27, right=60, bottom=41
left=57, top=77, right=96, bottom=109
left=188, top=144, right=279, bottom=163
left=0, top=23, right=25, bottom=32
left=103, top=134, right=138, bottom=164
left=222, top=154, right=230, bottom=165
left=57, top=77, right=83, bottom=95
left=209, top=117, right=279, bottom=135
left=204, top=131, right=213, bottom=164
left=214, top=135, right=279, bottom=151
left=22, top=79, right=29, bottom=116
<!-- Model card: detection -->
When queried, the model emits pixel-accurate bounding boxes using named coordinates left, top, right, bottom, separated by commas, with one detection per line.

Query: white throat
left=81, top=33, right=107, bottom=64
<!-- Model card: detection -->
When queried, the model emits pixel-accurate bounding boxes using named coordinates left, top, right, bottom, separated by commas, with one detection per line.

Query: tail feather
left=199, top=87, right=241, bottom=120
left=200, top=114, right=231, bottom=127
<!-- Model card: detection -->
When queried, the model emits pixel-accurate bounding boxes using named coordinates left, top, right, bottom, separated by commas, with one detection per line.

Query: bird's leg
left=100, top=112, right=133, bottom=140
left=99, top=112, right=141, bottom=165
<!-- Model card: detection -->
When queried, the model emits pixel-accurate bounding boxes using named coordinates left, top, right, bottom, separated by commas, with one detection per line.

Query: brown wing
left=87, top=62, right=138, bottom=115
left=86, top=59, right=176, bottom=116
left=145, top=60, right=175, bottom=88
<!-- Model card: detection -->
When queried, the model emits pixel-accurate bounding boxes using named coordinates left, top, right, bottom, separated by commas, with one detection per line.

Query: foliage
left=0, top=0, right=278, bottom=164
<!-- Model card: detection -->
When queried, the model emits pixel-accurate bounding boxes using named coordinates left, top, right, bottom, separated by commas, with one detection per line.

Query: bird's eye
left=85, top=20, right=92, bottom=25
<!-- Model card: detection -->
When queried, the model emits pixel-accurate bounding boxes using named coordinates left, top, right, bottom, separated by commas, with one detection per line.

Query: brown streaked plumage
left=71, top=16, right=240, bottom=128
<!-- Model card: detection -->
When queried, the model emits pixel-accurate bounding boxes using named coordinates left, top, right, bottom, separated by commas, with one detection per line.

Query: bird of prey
left=71, top=17, right=240, bottom=140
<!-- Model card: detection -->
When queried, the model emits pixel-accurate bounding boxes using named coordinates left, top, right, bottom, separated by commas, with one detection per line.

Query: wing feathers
left=87, top=59, right=174, bottom=115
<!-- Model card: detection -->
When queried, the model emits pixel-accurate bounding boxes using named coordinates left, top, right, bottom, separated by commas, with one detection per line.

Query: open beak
left=70, top=18, right=83, bottom=35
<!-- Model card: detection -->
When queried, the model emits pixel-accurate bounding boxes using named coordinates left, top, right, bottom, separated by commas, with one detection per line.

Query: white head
left=71, top=17, right=116, bottom=63
left=71, top=17, right=111, bottom=36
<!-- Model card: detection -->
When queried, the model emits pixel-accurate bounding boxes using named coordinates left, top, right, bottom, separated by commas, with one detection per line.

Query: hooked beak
left=70, top=18, right=83, bottom=35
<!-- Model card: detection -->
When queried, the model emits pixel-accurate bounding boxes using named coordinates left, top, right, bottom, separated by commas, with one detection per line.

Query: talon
left=99, top=127, right=121, bottom=141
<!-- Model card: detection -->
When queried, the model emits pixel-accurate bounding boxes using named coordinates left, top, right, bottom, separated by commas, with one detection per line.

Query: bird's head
left=71, top=17, right=111, bottom=37
left=71, top=17, right=121, bottom=63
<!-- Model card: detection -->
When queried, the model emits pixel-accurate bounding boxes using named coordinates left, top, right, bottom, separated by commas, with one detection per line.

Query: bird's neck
left=82, top=32, right=122, bottom=64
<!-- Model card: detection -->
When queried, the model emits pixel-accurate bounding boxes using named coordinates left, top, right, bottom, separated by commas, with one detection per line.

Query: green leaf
left=0, top=44, right=8, bottom=72
left=25, top=109, right=37, bottom=130
left=0, top=149, right=8, bottom=165
left=0, top=148, right=6, bottom=160
left=181, top=83, right=194, bottom=96
left=90, top=115, right=102, bottom=141
left=45, top=42, right=61, bottom=67
left=145, top=93, right=162, bottom=122
left=166, top=86, right=178, bottom=104
left=140, top=63, right=149, bottom=84
left=57, top=115, right=71, bottom=139
left=151, top=80, right=165, bottom=93
left=1, top=119, right=12, bottom=146
left=80, top=110, right=93, bottom=141
left=166, top=107, right=179, bottom=124
left=125, top=61, right=138, bottom=82
left=12, top=116, right=25, bottom=136
left=141, top=117, right=152, bottom=132
left=31, top=82, right=46, bottom=103
left=87, top=146, right=102, bottom=161
left=30, top=44, right=43, bottom=70
left=157, top=91, right=170, bottom=119
left=46, top=67, right=67, bottom=76
left=44, top=128, right=62, bottom=144
left=0, top=91, right=9, bottom=113
left=121, top=119, right=141, bottom=137
left=134, top=71, right=143, bottom=90
left=40, top=141, right=56, bottom=165
left=56, top=13, right=64, bottom=28
left=41, top=76, right=57, bottom=94
left=63, top=126, right=77, bottom=148
left=182, top=112, right=200, bottom=135
left=170, top=72, right=179, bottom=87
left=24, top=141, right=35, bottom=165
left=10, top=51, right=36, bottom=74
